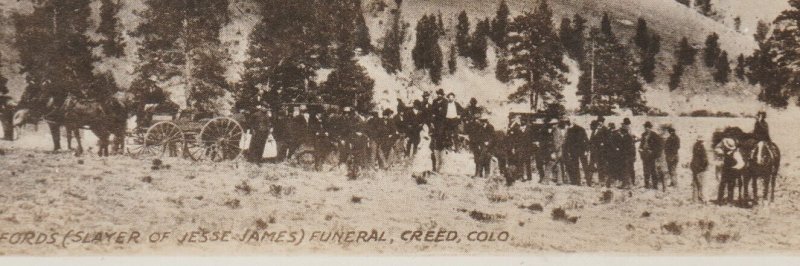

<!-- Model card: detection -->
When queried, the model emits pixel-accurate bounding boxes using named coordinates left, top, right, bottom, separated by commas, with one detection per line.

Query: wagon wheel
left=199, top=117, right=244, bottom=162
left=141, top=121, right=185, bottom=158
left=124, top=129, right=147, bottom=158
left=183, top=131, right=207, bottom=161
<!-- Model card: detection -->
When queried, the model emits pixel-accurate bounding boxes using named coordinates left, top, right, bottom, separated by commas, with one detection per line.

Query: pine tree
left=668, top=63, right=685, bottom=90
left=713, top=51, right=730, bottom=83
left=703, top=33, right=721, bottom=67
left=15, top=0, right=98, bottom=104
left=490, top=0, right=510, bottom=49
left=412, top=15, right=444, bottom=84
left=506, top=0, right=568, bottom=109
left=735, top=53, right=746, bottom=80
left=131, top=0, right=230, bottom=113
left=668, top=36, right=696, bottom=90
left=600, top=13, right=614, bottom=40
left=754, top=20, right=769, bottom=43
left=98, top=0, right=125, bottom=58
left=633, top=18, right=659, bottom=83
left=695, top=0, right=712, bottom=16
left=448, top=43, right=457, bottom=74
left=470, top=18, right=490, bottom=70
left=354, top=1, right=372, bottom=55
left=633, top=18, right=650, bottom=51
left=569, top=14, right=587, bottom=63
left=748, top=43, right=788, bottom=107
left=641, top=33, right=660, bottom=83
left=322, top=59, right=376, bottom=113
left=430, top=43, right=444, bottom=84
left=578, top=23, right=647, bottom=113
left=495, top=50, right=511, bottom=83
left=559, top=17, right=573, bottom=54
left=241, top=0, right=320, bottom=109
left=677, top=37, right=697, bottom=66
left=437, top=12, right=445, bottom=36
left=381, top=7, right=407, bottom=74
left=734, top=17, right=742, bottom=32
left=455, top=11, right=471, bottom=56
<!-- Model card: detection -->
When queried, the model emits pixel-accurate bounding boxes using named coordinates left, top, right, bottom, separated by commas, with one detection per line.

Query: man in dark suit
left=591, top=116, right=612, bottom=186
left=403, top=101, right=425, bottom=157
left=475, top=118, right=495, bottom=178
left=247, top=105, right=274, bottom=163
left=340, top=107, right=368, bottom=179
left=618, top=125, right=637, bottom=189
left=564, top=118, right=589, bottom=186
left=377, top=109, right=399, bottom=169
left=640, top=121, right=660, bottom=189
left=506, top=115, right=532, bottom=185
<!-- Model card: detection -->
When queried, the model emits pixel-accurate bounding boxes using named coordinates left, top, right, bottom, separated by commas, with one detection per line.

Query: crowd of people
left=238, top=88, right=773, bottom=205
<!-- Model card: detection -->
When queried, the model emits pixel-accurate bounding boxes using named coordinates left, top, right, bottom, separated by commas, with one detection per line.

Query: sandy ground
left=1, top=115, right=799, bottom=256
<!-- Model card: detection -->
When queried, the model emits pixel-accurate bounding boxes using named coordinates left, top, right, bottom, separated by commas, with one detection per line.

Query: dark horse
left=14, top=95, right=127, bottom=156
left=712, top=127, right=781, bottom=204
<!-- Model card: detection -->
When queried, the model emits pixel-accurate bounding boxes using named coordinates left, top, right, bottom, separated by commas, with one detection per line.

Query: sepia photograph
left=0, top=0, right=799, bottom=258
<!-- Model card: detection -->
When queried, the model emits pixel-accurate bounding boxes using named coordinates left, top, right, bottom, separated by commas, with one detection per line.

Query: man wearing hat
left=664, top=126, right=681, bottom=187
left=375, top=109, right=400, bottom=169
left=639, top=121, right=664, bottom=190
left=366, top=111, right=384, bottom=168
left=690, top=135, right=709, bottom=204
left=617, top=121, right=637, bottom=189
left=404, top=102, right=425, bottom=157
left=285, top=105, right=312, bottom=160
left=247, top=105, right=274, bottom=163
left=508, top=116, right=535, bottom=184
left=753, top=110, right=771, bottom=142
left=714, top=137, right=744, bottom=205
left=564, top=117, right=589, bottom=186
left=552, top=118, right=567, bottom=184
left=340, top=106, right=368, bottom=178
left=442, top=92, right=463, bottom=149
left=535, top=117, right=555, bottom=184
left=472, top=117, right=495, bottom=178
left=420, top=92, right=434, bottom=130
left=589, top=116, right=611, bottom=186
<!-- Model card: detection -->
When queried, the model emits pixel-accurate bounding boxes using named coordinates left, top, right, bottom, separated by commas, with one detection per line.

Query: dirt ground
left=1, top=115, right=799, bottom=255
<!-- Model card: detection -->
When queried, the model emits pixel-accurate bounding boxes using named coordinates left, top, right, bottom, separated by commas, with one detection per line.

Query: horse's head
left=13, top=109, right=34, bottom=127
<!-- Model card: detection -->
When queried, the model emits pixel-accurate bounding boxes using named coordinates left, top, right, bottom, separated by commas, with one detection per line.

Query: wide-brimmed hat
left=343, top=106, right=353, bottom=112
left=548, top=118, right=559, bottom=124
left=644, top=121, right=653, bottom=128
left=383, top=108, right=394, bottom=116
left=436, top=89, right=445, bottom=95
left=422, top=91, right=431, bottom=97
left=723, top=138, right=736, bottom=149
left=533, top=118, right=545, bottom=125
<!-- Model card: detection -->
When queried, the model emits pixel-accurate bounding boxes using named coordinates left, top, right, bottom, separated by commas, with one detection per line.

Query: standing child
left=690, top=136, right=709, bottom=204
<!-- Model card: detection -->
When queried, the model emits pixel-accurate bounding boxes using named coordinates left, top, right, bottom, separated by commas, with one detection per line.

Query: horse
left=743, top=137, right=781, bottom=203
left=712, top=127, right=781, bottom=205
left=14, top=95, right=127, bottom=156
left=13, top=101, right=80, bottom=152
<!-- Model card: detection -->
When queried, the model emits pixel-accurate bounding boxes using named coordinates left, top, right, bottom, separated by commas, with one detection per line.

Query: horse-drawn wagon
left=125, top=102, right=246, bottom=162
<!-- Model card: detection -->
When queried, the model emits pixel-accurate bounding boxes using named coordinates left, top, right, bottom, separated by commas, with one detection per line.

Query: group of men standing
left=240, top=88, right=482, bottom=179
left=238, top=88, right=696, bottom=191
left=498, top=115, right=681, bottom=190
